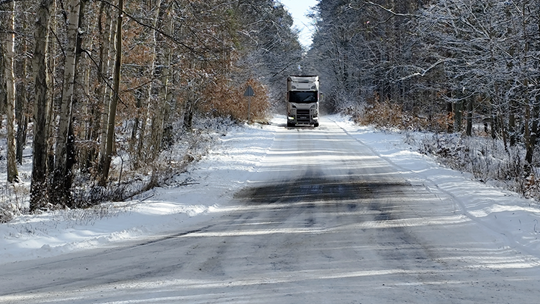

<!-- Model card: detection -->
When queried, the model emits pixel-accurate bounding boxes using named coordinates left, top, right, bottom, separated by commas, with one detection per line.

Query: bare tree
left=15, top=0, right=30, bottom=165
left=52, top=0, right=82, bottom=204
left=30, top=0, right=54, bottom=211
left=4, top=0, right=301, bottom=209
left=99, top=0, right=124, bottom=186
left=1, top=0, right=18, bottom=183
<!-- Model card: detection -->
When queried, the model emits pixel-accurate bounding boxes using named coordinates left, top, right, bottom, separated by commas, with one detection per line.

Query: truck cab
left=287, top=75, right=320, bottom=127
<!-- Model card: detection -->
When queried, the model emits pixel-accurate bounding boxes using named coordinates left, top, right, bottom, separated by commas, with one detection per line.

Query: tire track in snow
left=330, top=116, right=540, bottom=261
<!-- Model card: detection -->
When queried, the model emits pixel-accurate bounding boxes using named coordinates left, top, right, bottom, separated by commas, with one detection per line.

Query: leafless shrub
left=358, top=100, right=450, bottom=132
left=414, top=131, right=540, bottom=200
left=0, top=183, right=28, bottom=223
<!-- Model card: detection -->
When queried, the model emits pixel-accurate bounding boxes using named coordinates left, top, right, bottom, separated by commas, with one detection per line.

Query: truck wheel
left=287, top=122, right=294, bottom=128
left=314, top=123, right=319, bottom=127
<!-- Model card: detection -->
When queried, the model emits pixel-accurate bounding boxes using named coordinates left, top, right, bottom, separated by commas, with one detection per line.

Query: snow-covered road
left=2, top=116, right=540, bottom=303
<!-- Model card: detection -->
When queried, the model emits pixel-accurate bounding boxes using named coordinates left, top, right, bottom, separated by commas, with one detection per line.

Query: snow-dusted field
left=1, top=115, right=540, bottom=303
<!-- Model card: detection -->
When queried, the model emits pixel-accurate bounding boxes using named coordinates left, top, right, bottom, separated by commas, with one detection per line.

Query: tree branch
left=358, top=1, right=418, bottom=18
left=0, top=0, right=24, bottom=6
left=397, top=59, right=452, bottom=82
left=95, top=0, right=207, bottom=58
left=79, top=48, right=128, bottom=107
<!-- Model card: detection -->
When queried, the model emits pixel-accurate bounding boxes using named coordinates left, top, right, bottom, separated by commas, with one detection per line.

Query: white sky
left=279, top=0, right=318, bottom=48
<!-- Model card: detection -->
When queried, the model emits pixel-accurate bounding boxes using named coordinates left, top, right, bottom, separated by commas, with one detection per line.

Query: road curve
left=1, top=117, right=539, bottom=303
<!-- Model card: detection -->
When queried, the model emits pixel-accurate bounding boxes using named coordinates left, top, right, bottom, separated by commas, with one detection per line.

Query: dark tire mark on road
left=234, top=173, right=441, bottom=275
left=235, top=175, right=410, bottom=205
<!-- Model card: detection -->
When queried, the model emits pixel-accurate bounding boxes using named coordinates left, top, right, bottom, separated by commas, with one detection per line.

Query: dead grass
left=202, top=78, right=270, bottom=123
left=357, top=100, right=450, bottom=132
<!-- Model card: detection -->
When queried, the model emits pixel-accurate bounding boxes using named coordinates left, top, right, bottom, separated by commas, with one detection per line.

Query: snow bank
left=0, top=120, right=279, bottom=265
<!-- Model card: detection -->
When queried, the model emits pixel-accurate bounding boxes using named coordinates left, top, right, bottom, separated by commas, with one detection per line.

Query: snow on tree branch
left=0, top=0, right=24, bottom=5
left=398, top=59, right=453, bottom=82
left=359, top=1, right=418, bottom=18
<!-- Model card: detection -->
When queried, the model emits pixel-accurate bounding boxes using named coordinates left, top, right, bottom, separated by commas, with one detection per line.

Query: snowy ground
left=1, top=114, right=540, bottom=302
left=1, top=114, right=540, bottom=264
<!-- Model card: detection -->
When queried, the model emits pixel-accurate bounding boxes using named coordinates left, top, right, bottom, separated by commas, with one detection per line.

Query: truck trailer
left=286, top=75, right=320, bottom=127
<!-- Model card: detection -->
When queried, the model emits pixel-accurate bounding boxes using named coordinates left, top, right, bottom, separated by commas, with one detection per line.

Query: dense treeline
left=6, top=0, right=540, bottom=212
left=0, top=0, right=302, bottom=211
left=308, top=0, right=540, bottom=171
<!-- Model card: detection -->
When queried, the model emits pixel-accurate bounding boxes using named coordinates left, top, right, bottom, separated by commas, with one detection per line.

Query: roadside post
left=244, top=85, right=255, bottom=123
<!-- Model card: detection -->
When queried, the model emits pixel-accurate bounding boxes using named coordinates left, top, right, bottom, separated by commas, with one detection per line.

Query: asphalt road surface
left=1, top=117, right=539, bottom=303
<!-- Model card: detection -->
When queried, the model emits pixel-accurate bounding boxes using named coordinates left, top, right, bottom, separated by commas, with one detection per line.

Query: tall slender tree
left=99, top=0, right=124, bottom=186
left=15, top=0, right=30, bottom=165
left=30, top=0, right=54, bottom=211
left=1, top=0, right=19, bottom=183
left=52, top=0, right=82, bottom=204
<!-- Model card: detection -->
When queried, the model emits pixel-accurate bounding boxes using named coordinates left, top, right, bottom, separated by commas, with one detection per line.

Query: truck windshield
left=289, top=91, right=317, bottom=103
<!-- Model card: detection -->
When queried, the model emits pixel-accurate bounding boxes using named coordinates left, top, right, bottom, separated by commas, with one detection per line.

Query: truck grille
left=297, top=109, right=310, bottom=123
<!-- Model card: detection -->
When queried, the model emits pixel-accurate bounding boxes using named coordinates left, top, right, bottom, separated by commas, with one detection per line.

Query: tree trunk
left=0, top=54, right=5, bottom=123
left=453, top=99, right=463, bottom=133
left=15, top=86, right=28, bottom=165
left=525, top=101, right=540, bottom=166
left=87, top=2, right=113, bottom=173
left=491, top=103, right=498, bottom=140
left=466, top=97, right=473, bottom=136
left=129, top=67, right=144, bottom=167
left=76, top=0, right=91, bottom=173
left=30, top=0, right=54, bottom=211
left=2, top=0, right=19, bottom=183
left=143, top=0, right=163, bottom=160
left=522, top=1, right=533, bottom=170
left=15, top=2, right=29, bottom=165
left=99, top=0, right=124, bottom=186
left=46, top=0, right=57, bottom=177
left=508, top=98, right=516, bottom=146
left=98, top=6, right=116, bottom=176
left=446, top=100, right=453, bottom=133
left=183, top=95, right=195, bottom=132
left=159, top=3, right=175, bottom=150
left=151, top=0, right=175, bottom=156
left=52, top=0, right=81, bottom=205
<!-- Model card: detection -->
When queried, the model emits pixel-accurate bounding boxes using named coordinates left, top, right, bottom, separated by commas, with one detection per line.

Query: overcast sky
left=279, top=0, right=318, bottom=48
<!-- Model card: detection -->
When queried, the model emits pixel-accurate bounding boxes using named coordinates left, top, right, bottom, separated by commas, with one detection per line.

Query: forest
left=307, top=0, right=540, bottom=200
left=0, top=0, right=302, bottom=215
left=1, top=0, right=540, bottom=218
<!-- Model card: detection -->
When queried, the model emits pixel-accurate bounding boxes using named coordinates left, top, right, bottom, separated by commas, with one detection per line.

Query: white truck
left=286, top=75, right=320, bottom=127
